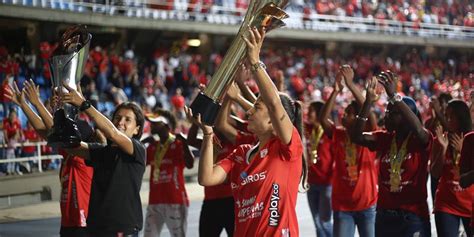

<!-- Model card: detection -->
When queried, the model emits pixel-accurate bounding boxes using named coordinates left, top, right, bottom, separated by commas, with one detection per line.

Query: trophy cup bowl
left=190, top=1, right=289, bottom=126
left=47, top=25, right=91, bottom=148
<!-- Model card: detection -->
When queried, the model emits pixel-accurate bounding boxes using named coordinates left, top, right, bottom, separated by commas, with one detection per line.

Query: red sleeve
left=279, top=127, right=303, bottom=161
left=217, top=157, right=234, bottom=174
left=146, top=144, right=156, bottom=165
left=217, top=145, right=246, bottom=173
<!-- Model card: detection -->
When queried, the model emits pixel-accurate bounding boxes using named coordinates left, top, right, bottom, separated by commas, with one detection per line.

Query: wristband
left=356, top=115, right=368, bottom=122
left=388, top=93, right=402, bottom=104
left=250, top=61, right=266, bottom=73
left=79, top=100, right=92, bottom=111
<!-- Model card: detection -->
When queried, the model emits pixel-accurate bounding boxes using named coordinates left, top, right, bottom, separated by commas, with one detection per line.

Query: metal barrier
left=2, top=0, right=474, bottom=39
left=0, top=141, right=62, bottom=173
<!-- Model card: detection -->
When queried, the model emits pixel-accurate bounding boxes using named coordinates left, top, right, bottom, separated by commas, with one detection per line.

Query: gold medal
left=347, top=165, right=358, bottom=184
left=309, top=125, right=324, bottom=165
left=388, top=133, right=410, bottom=192
left=390, top=171, right=402, bottom=192
left=345, top=133, right=358, bottom=183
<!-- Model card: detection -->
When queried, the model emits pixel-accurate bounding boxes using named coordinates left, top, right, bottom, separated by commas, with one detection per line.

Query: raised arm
left=319, top=72, right=343, bottom=138
left=342, top=66, right=377, bottom=131
left=430, top=125, right=448, bottom=179
left=24, top=80, right=54, bottom=130
left=430, top=97, right=448, bottom=130
left=242, top=27, right=293, bottom=144
left=235, top=64, right=257, bottom=104
left=378, top=71, right=430, bottom=146
left=62, top=83, right=136, bottom=156
left=185, top=106, right=227, bottom=186
left=5, top=81, right=47, bottom=138
left=350, top=76, right=379, bottom=150
left=215, top=96, right=238, bottom=144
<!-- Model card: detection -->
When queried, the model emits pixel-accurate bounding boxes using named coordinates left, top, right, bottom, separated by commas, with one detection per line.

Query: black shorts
left=199, top=196, right=235, bottom=237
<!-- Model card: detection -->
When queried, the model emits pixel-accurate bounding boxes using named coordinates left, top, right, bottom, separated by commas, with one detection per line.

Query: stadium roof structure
left=1, top=2, right=473, bottom=48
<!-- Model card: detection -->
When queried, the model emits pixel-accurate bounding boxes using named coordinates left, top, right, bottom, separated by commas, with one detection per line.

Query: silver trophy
left=47, top=25, right=91, bottom=148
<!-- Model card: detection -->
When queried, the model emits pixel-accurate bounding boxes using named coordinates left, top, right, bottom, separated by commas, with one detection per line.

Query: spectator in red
left=21, top=122, right=40, bottom=173
left=304, top=99, right=334, bottom=237
left=3, top=107, right=22, bottom=175
left=171, top=87, right=186, bottom=120
left=431, top=100, right=473, bottom=236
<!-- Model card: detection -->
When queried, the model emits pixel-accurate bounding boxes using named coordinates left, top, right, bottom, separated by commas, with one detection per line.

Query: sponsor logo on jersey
left=231, top=182, right=239, bottom=189
left=241, top=171, right=267, bottom=186
left=268, top=183, right=281, bottom=226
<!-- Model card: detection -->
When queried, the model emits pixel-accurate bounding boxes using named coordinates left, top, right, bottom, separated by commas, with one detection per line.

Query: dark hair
left=112, top=102, right=144, bottom=139
left=308, top=101, right=324, bottom=116
left=154, top=108, right=177, bottom=130
left=438, top=93, right=453, bottom=105
left=279, top=92, right=308, bottom=191
left=447, top=100, right=472, bottom=134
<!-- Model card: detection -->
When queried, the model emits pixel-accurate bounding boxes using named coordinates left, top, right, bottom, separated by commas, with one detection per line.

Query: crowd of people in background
left=0, top=38, right=473, bottom=175
left=0, top=22, right=473, bottom=237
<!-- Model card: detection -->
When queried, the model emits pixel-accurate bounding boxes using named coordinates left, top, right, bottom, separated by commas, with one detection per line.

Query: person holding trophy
left=51, top=24, right=146, bottom=237
left=186, top=26, right=307, bottom=236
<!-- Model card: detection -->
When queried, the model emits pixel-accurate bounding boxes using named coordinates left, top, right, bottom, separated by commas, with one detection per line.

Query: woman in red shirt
left=320, top=66, right=378, bottom=237
left=304, top=99, right=334, bottom=237
left=187, top=26, right=308, bottom=236
left=352, top=72, right=432, bottom=236
left=431, top=100, right=473, bottom=236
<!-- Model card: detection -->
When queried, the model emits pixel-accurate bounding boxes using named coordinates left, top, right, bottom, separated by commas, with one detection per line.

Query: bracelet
left=356, top=115, right=368, bottom=122
left=250, top=61, right=266, bottom=73
left=203, top=132, right=214, bottom=136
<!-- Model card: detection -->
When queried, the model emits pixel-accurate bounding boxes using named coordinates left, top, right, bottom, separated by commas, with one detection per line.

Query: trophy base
left=190, top=92, right=221, bottom=126
left=47, top=109, right=82, bottom=148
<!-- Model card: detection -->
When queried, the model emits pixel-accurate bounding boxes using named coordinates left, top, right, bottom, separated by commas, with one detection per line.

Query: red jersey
left=59, top=150, right=93, bottom=227
left=305, top=123, right=333, bottom=185
left=371, top=130, right=433, bottom=219
left=460, top=132, right=474, bottom=226
left=434, top=143, right=474, bottom=217
left=147, top=138, right=189, bottom=205
left=205, top=131, right=256, bottom=201
left=331, top=126, right=378, bottom=211
left=218, top=128, right=303, bottom=237
left=22, top=128, right=39, bottom=154
left=3, top=118, right=21, bottom=139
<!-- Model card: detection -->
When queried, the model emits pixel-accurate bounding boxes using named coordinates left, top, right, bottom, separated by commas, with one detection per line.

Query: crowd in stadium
left=0, top=38, right=473, bottom=174
left=136, top=0, right=474, bottom=26
left=0, top=21, right=473, bottom=237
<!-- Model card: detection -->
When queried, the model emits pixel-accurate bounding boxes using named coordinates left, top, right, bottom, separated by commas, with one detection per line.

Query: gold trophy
left=190, top=1, right=289, bottom=125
